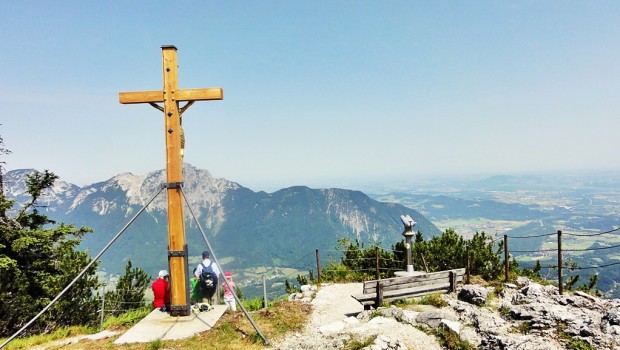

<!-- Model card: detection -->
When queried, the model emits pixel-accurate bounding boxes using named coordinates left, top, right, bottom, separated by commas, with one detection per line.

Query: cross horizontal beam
left=118, top=88, right=224, bottom=104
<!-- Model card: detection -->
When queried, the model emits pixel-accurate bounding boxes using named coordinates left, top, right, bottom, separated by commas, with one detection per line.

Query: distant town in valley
left=364, top=169, right=620, bottom=297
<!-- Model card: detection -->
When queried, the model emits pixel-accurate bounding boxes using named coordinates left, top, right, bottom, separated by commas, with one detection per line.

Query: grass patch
left=196, top=300, right=311, bottom=349
left=343, top=335, right=376, bottom=350
left=512, top=321, right=533, bottom=334
left=1, top=325, right=95, bottom=350
left=419, top=293, right=448, bottom=308
left=103, top=307, right=152, bottom=330
left=2, top=301, right=312, bottom=350
left=556, top=322, right=597, bottom=350
left=146, top=339, right=164, bottom=350
left=434, top=328, right=473, bottom=350
left=392, top=293, right=448, bottom=308
left=369, top=310, right=383, bottom=319
left=498, top=305, right=511, bottom=318
left=567, top=339, right=596, bottom=350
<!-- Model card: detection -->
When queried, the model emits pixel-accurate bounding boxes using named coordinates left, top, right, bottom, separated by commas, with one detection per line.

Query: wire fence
left=101, top=226, right=620, bottom=306
left=285, top=226, right=620, bottom=297
left=494, top=226, right=620, bottom=294
left=89, top=225, right=620, bottom=331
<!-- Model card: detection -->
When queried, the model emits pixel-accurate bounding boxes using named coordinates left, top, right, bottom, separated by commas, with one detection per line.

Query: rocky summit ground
left=272, top=283, right=441, bottom=350
left=274, top=278, right=620, bottom=350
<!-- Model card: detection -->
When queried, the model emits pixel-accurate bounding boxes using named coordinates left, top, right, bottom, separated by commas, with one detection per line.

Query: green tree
left=519, top=259, right=543, bottom=281
left=0, top=170, right=100, bottom=337
left=412, top=231, right=428, bottom=271
left=319, top=238, right=405, bottom=282
left=467, top=231, right=502, bottom=280
left=104, top=260, right=150, bottom=315
left=565, top=274, right=581, bottom=291
left=412, top=229, right=502, bottom=279
left=0, top=127, right=11, bottom=201
left=422, top=229, right=468, bottom=272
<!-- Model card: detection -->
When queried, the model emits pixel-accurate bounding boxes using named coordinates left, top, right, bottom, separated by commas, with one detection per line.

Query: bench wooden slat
left=351, top=268, right=466, bottom=308
left=362, top=268, right=465, bottom=293
left=353, top=286, right=451, bottom=305
left=363, top=275, right=464, bottom=294
left=354, top=281, right=451, bottom=302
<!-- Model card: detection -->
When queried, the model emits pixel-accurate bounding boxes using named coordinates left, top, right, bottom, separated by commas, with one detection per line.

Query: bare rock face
left=445, top=279, right=620, bottom=350
left=415, top=310, right=457, bottom=329
left=458, top=284, right=489, bottom=306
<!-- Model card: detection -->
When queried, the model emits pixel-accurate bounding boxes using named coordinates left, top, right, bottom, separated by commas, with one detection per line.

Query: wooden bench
left=351, top=268, right=466, bottom=309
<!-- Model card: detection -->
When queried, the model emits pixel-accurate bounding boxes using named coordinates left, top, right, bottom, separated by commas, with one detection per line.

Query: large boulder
left=604, top=306, right=620, bottom=326
left=415, top=310, right=457, bottom=329
left=458, top=284, right=488, bottom=306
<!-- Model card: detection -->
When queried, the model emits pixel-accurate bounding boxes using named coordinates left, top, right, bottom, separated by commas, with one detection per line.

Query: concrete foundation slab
left=114, top=305, right=227, bottom=344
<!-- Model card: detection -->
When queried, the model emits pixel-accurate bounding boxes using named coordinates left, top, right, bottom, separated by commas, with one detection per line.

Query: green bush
left=242, top=297, right=265, bottom=311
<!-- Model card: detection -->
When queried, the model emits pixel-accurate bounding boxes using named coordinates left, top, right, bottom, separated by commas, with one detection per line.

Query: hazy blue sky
left=1, top=1, right=619, bottom=191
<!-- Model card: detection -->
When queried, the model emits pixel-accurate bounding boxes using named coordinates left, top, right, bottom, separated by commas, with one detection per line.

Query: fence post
left=557, top=230, right=563, bottom=295
left=449, top=270, right=457, bottom=293
left=262, top=274, right=267, bottom=309
left=315, top=248, right=321, bottom=284
left=375, top=246, right=380, bottom=280
left=466, top=245, right=470, bottom=284
left=504, top=235, right=509, bottom=282
left=99, top=283, right=106, bottom=330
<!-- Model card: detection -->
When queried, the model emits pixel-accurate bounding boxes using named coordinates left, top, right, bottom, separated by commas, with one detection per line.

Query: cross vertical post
left=162, top=46, right=187, bottom=316
left=119, top=45, right=223, bottom=316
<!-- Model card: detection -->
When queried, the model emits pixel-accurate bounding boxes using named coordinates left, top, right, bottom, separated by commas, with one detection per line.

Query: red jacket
left=152, top=278, right=170, bottom=308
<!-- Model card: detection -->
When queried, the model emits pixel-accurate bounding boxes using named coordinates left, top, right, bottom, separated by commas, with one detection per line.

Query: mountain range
left=3, top=165, right=441, bottom=278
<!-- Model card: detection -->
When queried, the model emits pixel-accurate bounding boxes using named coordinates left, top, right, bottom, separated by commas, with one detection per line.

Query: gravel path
left=271, top=283, right=442, bottom=350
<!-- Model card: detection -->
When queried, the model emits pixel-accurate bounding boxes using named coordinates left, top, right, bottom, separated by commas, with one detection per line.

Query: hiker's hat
left=158, top=270, right=169, bottom=278
left=224, top=271, right=232, bottom=277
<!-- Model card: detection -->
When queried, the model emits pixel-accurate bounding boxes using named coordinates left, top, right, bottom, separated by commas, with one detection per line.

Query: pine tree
left=0, top=140, right=99, bottom=336
left=104, top=260, right=149, bottom=315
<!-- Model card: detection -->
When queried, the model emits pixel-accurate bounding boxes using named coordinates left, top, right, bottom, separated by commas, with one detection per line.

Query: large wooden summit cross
left=119, top=45, right=223, bottom=316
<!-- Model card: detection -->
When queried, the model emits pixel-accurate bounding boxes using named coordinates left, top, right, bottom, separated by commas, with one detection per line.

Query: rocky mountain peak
left=2, top=165, right=440, bottom=276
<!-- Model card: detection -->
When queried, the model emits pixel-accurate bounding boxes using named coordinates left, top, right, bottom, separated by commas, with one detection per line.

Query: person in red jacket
left=152, top=270, right=171, bottom=311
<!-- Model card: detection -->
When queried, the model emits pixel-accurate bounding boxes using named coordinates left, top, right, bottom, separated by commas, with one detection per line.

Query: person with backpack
left=194, top=250, right=220, bottom=311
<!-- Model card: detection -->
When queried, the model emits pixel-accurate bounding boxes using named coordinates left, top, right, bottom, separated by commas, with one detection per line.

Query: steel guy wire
left=180, top=186, right=269, bottom=345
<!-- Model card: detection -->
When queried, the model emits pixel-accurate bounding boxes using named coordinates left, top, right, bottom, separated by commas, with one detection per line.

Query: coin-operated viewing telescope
left=400, top=215, right=415, bottom=232
left=400, top=214, right=416, bottom=273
